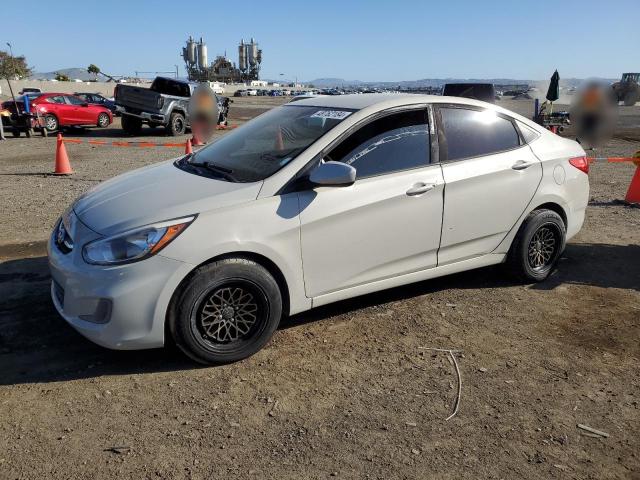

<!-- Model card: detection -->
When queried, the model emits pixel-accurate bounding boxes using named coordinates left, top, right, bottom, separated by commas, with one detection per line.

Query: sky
left=2, top=0, right=638, bottom=82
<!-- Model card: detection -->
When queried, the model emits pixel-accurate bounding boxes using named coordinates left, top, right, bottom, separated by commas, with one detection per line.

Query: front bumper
left=47, top=225, right=194, bottom=350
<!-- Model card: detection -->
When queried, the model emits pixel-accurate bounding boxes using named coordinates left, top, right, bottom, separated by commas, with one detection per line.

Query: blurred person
left=571, top=81, right=616, bottom=149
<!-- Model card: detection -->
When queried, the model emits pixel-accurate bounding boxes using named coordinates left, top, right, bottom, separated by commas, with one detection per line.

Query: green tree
left=55, top=72, right=70, bottom=82
left=87, top=64, right=101, bottom=81
left=0, top=50, right=32, bottom=79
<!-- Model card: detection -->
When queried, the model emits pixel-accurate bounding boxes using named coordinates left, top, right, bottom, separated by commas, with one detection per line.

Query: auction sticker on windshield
left=311, top=110, right=352, bottom=120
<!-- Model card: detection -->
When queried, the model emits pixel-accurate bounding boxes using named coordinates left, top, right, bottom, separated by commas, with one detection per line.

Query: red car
left=31, top=93, right=113, bottom=132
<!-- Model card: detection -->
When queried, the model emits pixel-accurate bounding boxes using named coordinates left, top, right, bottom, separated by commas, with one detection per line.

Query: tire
left=97, top=112, right=110, bottom=128
left=624, top=91, right=639, bottom=107
left=44, top=114, right=58, bottom=132
left=121, top=115, right=142, bottom=136
left=505, top=209, right=566, bottom=282
left=169, top=258, right=283, bottom=365
left=12, top=129, right=20, bottom=138
left=166, top=111, right=186, bottom=136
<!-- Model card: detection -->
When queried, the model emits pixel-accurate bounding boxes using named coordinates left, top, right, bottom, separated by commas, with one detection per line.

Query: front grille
left=53, top=280, right=64, bottom=307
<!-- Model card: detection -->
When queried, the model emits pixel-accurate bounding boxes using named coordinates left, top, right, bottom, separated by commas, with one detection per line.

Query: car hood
left=73, top=159, right=263, bottom=236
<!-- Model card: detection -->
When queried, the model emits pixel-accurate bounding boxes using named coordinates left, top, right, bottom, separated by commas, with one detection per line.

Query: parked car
left=443, top=83, right=496, bottom=103
left=247, top=89, right=258, bottom=96
left=288, top=94, right=317, bottom=103
left=234, top=90, right=247, bottom=97
left=114, top=77, right=228, bottom=135
left=19, top=87, right=42, bottom=95
left=24, top=93, right=113, bottom=132
left=48, top=94, right=588, bottom=364
left=74, top=92, right=117, bottom=115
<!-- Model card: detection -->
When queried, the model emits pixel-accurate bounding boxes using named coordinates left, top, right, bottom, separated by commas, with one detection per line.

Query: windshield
left=183, top=105, right=354, bottom=182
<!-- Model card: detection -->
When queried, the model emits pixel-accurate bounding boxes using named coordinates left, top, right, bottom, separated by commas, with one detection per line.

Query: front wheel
left=506, top=209, right=566, bottom=282
left=44, top=114, right=58, bottom=132
left=169, top=258, right=283, bottom=364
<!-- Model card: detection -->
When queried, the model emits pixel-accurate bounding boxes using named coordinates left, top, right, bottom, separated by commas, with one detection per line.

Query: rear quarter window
left=517, top=120, right=541, bottom=144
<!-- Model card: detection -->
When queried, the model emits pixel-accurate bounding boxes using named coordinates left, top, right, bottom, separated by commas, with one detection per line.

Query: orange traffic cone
left=624, top=152, right=640, bottom=205
left=185, top=138, right=193, bottom=155
left=54, top=133, right=73, bottom=175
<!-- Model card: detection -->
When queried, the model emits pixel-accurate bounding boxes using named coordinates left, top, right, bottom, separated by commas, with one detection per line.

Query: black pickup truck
left=114, top=77, right=229, bottom=136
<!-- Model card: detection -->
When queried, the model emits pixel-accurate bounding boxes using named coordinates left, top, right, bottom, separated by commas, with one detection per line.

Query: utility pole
left=6, top=42, right=13, bottom=57
left=175, top=65, right=179, bottom=78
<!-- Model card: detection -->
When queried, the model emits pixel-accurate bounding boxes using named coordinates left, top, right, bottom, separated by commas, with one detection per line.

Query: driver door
left=65, top=95, right=93, bottom=124
left=298, top=108, right=444, bottom=298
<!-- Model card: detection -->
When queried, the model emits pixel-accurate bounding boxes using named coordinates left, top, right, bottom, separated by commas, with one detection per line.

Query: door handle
left=511, top=160, right=535, bottom=170
left=406, top=182, right=436, bottom=196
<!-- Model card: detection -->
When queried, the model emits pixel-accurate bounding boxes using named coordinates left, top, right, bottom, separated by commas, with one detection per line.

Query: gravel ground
left=0, top=97, right=639, bottom=479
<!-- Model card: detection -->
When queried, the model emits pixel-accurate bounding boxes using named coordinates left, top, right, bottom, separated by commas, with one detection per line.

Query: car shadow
left=283, top=242, right=640, bottom=329
left=1, top=242, right=638, bottom=385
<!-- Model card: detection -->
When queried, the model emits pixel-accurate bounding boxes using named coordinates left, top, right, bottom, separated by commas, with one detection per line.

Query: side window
left=47, top=96, right=66, bottom=104
left=328, top=110, right=430, bottom=179
left=65, top=95, right=86, bottom=105
left=439, top=107, right=520, bottom=161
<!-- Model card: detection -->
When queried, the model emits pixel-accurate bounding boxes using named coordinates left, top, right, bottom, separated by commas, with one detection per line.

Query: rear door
left=436, top=105, right=542, bottom=264
left=46, top=95, right=75, bottom=125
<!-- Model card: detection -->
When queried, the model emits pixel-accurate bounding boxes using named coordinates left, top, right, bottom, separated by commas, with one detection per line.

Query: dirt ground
left=0, top=97, right=639, bottom=480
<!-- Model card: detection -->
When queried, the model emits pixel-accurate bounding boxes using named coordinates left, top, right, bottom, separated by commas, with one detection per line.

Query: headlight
left=82, top=216, right=195, bottom=265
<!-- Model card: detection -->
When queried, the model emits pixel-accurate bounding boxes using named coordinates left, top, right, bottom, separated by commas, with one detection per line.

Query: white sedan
left=48, top=94, right=589, bottom=364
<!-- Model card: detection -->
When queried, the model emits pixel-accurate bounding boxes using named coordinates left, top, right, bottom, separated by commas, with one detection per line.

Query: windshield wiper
left=201, top=162, right=238, bottom=182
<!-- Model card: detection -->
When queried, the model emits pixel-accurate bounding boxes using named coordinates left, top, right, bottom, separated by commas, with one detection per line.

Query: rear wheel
left=169, top=258, right=282, bottom=364
left=506, top=209, right=566, bottom=282
left=97, top=112, right=110, bottom=128
left=624, top=91, right=639, bottom=106
left=121, top=115, right=142, bottom=135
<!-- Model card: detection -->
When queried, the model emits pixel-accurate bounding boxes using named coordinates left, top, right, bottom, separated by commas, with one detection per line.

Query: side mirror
left=309, top=160, right=356, bottom=186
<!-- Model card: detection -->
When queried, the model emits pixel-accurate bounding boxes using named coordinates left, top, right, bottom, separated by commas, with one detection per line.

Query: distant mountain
left=307, top=78, right=538, bottom=88
left=307, top=78, right=366, bottom=87
left=305, top=77, right=618, bottom=88
left=30, top=68, right=109, bottom=81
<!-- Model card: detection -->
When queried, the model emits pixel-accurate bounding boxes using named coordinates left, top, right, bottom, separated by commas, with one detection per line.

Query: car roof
left=290, top=93, right=541, bottom=130
left=291, top=93, right=499, bottom=109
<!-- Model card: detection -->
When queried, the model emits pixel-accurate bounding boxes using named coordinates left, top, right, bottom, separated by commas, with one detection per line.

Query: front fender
left=159, top=193, right=310, bottom=315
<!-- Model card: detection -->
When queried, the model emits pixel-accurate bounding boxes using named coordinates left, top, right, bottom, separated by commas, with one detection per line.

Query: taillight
left=569, top=156, right=589, bottom=174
